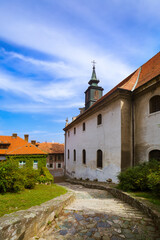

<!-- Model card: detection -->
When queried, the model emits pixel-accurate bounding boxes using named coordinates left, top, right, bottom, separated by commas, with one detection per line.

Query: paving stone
left=36, top=183, right=159, bottom=240
left=114, top=228, right=121, bottom=233
left=93, top=232, right=101, bottom=238
left=59, top=229, right=68, bottom=235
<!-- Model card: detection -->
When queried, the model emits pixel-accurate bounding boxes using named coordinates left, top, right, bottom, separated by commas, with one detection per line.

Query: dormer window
left=149, top=95, right=160, bottom=114
left=0, top=143, right=10, bottom=149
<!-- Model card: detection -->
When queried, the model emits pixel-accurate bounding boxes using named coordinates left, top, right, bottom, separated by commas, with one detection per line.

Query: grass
left=0, top=184, right=67, bottom=217
left=130, top=192, right=160, bottom=212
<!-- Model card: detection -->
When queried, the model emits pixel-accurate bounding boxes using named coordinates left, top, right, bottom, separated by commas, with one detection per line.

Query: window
left=74, top=149, right=76, bottom=161
left=58, top=163, right=61, bottom=168
left=82, top=149, right=86, bottom=164
left=149, top=150, right=160, bottom=161
left=58, top=155, right=61, bottom=160
left=68, top=131, right=70, bottom=137
left=97, top=114, right=102, bottom=125
left=97, top=150, right=103, bottom=168
left=19, top=161, right=26, bottom=167
left=49, top=163, right=53, bottom=168
left=74, top=127, right=76, bottom=135
left=68, top=149, right=70, bottom=159
left=83, top=122, right=85, bottom=131
left=149, top=95, right=160, bottom=114
left=33, top=160, right=38, bottom=169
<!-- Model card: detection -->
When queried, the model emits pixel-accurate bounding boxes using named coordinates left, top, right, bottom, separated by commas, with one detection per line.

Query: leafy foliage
left=0, top=158, right=52, bottom=193
left=37, top=167, right=54, bottom=183
left=117, top=160, right=160, bottom=195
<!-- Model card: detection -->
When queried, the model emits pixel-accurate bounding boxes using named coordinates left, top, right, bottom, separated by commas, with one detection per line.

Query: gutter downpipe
left=131, top=67, right=141, bottom=167
left=64, top=132, right=66, bottom=177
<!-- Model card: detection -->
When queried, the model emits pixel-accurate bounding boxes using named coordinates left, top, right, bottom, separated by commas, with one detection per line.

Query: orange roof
left=0, top=136, right=46, bottom=155
left=37, top=142, right=64, bottom=154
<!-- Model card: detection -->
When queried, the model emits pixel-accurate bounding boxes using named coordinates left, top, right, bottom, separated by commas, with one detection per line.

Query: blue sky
left=0, top=0, right=159, bottom=143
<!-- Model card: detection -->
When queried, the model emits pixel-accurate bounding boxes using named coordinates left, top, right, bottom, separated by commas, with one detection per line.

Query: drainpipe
left=131, top=67, right=141, bottom=167
left=132, top=98, right=135, bottom=167
left=64, top=132, right=66, bottom=177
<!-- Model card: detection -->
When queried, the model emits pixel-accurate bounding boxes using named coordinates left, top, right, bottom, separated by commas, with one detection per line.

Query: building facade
left=64, top=53, right=160, bottom=183
left=0, top=133, right=47, bottom=169
left=36, top=142, right=64, bottom=178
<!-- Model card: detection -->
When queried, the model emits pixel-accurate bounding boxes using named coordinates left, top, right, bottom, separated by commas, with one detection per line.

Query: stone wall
left=0, top=190, right=75, bottom=240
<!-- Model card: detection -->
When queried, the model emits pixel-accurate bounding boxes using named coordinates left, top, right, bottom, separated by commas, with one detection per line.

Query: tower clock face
left=94, top=90, right=99, bottom=100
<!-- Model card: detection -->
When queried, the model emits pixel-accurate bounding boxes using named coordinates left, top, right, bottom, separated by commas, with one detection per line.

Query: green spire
left=88, top=60, right=99, bottom=86
left=91, top=66, right=97, bottom=81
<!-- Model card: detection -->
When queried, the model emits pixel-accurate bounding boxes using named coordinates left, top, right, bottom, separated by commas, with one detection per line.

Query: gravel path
left=36, top=182, right=160, bottom=240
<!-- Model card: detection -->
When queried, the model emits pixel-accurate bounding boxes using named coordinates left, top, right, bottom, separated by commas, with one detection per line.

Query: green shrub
left=37, top=175, right=48, bottom=183
left=147, top=167, right=160, bottom=196
left=117, top=160, right=160, bottom=192
left=0, top=161, right=24, bottom=193
left=38, top=167, right=54, bottom=183
left=42, top=167, right=54, bottom=182
left=20, top=167, right=39, bottom=189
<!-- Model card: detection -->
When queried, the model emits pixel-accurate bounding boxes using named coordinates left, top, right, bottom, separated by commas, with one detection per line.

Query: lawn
left=0, top=184, right=67, bottom=217
left=130, top=192, right=160, bottom=212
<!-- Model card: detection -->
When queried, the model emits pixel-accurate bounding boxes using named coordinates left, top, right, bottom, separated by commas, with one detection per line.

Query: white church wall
left=65, top=99, right=122, bottom=183
left=134, top=85, right=160, bottom=164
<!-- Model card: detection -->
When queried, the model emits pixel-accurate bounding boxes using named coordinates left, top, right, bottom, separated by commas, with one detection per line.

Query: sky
left=0, top=0, right=159, bottom=143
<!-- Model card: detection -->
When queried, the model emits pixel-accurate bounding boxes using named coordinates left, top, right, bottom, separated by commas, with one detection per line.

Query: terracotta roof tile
left=0, top=136, right=46, bottom=155
left=37, top=143, right=64, bottom=154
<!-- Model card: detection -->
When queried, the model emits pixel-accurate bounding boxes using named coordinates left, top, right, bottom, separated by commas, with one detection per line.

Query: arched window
left=149, top=150, right=160, bottom=161
left=74, top=149, right=76, bottom=161
left=82, top=149, right=86, bottom=164
left=149, top=95, right=160, bottom=114
left=83, top=122, right=85, bottom=131
left=97, top=150, right=103, bottom=168
left=97, top=114, right=102, bottom=125
left=68, top=149, right=70, bottom=159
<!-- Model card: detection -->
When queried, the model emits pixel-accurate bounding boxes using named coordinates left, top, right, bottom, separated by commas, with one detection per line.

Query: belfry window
left=97, top=150, right=103, bottom=168
left=74, top=149, right=76, bottom=161
left=97, top=114, right=102, bottom=125
left=82, top=149, right=86, bottom=164
left=149, top=150, right=160, bottom=161
left=149, top=95, right=160, bottom=114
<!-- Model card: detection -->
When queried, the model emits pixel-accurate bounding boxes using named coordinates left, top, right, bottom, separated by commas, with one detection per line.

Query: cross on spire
left=91, top=60, right=96, bottom=68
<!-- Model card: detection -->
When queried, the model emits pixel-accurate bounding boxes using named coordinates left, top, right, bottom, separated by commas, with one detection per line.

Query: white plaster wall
left=134, top=86, right=160, bottom=163
left=65, top=100, right=121, bottom=183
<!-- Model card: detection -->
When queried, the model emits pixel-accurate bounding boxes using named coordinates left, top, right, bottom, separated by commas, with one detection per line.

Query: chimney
left=31, top=140, right=36, bottom=145
left=24, top=134, right=29, bottom=142
left=12, top=133, right=17, bottom=138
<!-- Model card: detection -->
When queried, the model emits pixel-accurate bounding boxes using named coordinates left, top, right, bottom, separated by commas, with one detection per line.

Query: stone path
left=36, top=183, right=160, bottom=240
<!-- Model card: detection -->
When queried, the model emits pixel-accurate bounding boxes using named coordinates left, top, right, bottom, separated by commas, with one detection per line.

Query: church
left=64, top=52, right=160, bottom=182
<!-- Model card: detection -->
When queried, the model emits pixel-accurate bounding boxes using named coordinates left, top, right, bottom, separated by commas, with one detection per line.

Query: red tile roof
left=0, top=136, right=46, bottom=155
left=36, top=143, right=64, bottom=154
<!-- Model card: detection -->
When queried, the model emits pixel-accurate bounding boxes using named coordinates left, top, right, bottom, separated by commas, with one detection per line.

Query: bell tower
left=85, top=61, right=103, bottom=110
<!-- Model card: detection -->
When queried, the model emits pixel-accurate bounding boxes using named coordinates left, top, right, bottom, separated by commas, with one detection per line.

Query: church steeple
left=85, top=61, right=103, bottom=110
